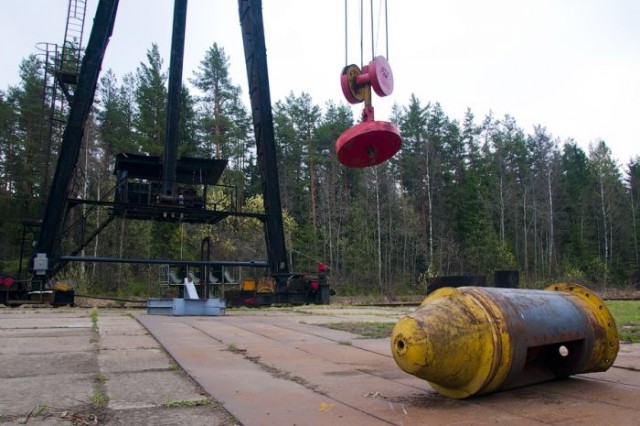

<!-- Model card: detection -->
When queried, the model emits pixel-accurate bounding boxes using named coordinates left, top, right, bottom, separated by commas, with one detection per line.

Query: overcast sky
left=2, top=0, right=639, bottom=165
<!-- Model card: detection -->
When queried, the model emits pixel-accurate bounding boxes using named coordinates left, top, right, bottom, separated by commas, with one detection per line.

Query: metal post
left=35, top=0, right=120, bottom=285
left=162, top=0, right=188, bottom=197
left=201, top=237, right=211, bottom=300
left=238, top=0, right=289, bottom=293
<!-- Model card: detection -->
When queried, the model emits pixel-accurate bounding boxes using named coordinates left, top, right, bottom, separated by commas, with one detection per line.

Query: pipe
left=390, top=283, right=619, bottom=399
left=59, top=256, right=268, bottom=268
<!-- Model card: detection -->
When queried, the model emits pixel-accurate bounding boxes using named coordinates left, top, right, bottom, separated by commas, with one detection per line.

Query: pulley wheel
left=340, top=64, right=366, bottom=104
left=369, top=56, right=394, bottom=97
left=335, top=121, right=402, bottom=168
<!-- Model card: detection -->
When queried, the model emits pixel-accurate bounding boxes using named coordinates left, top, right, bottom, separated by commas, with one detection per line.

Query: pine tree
left=15, top=56, right=47, bottom=201
left=396, top=95, right=430, bottom=271
left=289, top=92, right=321, bottom=228
left=0, top=89, right=22, bottom=196
left=0, top=89, right=24, bottom=262
left=527, top=125, right=559, bottom=275
left=190, top=43, right=251, bottom=205
left=134, top=44, right=167, bottom=156
left=313, top=101, right=352, bottom=270
left=272, top=92, right=321, bottom=223
left=558, top=141, right=591, bottom=270
left=177, top=85, right=199, bottom=157
left=588, top=140, right=624, bottom=286
left=97, top=69, right=138, bottom=158
left=626, top=158, right=640, bottom=272
left=191, top=43, right=249, bottom=161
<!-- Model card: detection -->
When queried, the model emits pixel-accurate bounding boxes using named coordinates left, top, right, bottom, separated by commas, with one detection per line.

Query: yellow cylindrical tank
left=390, top=283, right=619, bottom=399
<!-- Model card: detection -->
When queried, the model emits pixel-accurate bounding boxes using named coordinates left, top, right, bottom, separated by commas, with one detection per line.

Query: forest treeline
left=0, top=43, right=639, bottom=296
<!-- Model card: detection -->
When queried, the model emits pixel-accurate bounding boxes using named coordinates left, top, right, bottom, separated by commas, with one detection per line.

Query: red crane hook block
left=335, top=120, right=401, bottom=168
left=336, top=55, right=401, bottom=168
left=340, top=56, right=395, bottom=103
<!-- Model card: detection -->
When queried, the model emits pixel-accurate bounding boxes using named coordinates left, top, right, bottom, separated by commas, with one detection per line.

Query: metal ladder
left=59, top=0, right=88, bottom=83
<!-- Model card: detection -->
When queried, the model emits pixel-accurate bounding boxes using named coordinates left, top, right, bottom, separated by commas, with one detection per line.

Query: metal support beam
left=35, top=0, right=120, bottom=283
left=238, top=0, right=289, bottom=292
left=59, top=256, right=268, bottom=268
left=162, top=0, right=188, bottom=196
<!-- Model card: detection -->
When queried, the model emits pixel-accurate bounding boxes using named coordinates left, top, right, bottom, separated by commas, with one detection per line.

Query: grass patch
left=226, top=343, right=246, bottom=353
left=322, top=321, right=395, bottom=339
left=33, top=404, right=48, bottom=417
left=90, top=308, right=98, bottom=327
left=607, top=300, right=640, bottom=343
left=95, top=373, right=108, bottom=382
left=163, top=397, right=211, bottom=408
left=90, top=388, right=110, bottom=406
left=619, top=325, right=640, bottom=343
left=89, top=308, right=100, bottom=343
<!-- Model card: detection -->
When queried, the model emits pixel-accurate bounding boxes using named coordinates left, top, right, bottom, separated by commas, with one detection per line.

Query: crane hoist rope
left=336, top=0, right=401, bottom=168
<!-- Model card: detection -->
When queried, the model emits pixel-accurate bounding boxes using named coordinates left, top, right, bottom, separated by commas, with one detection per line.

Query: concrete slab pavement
left=0, top=308, right=238, bottom=425
left=2, top=305, right=639, bottom=425
left=137, top=306, right=640, bottom=426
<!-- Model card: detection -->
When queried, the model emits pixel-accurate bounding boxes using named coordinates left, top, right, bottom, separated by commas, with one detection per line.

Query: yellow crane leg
left=390, top=283, right=619, bottom=399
